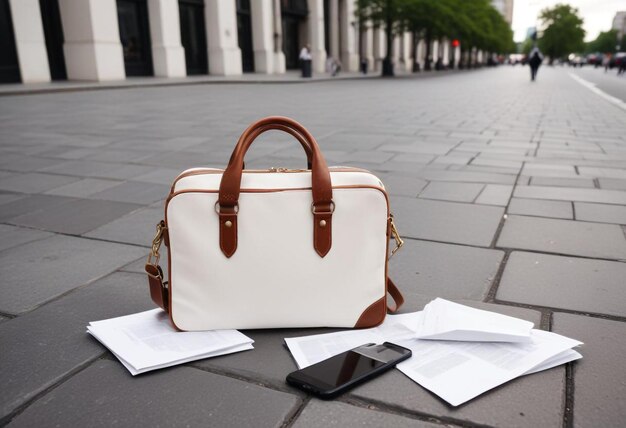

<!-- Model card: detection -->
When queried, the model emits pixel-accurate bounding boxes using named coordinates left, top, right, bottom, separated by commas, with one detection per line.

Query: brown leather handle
left=217, top=117, right=334, bottom=258
left=228, top=123, right=314, bottom=170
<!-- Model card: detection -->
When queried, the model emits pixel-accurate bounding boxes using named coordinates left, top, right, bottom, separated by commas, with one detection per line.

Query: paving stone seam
left=0, top=231, right=54, bottom=256
left=0, top=353, right=104, bottom=426
left=339, top=395, right=493, bottom=428
left=493, top=300, right=626, bottom=324
left=3, top=270, right=146, bottom=318
left=562, top=363, right=576, bottom=428
left=0, top=221, right=151, bottom=251
left=484, top=250, right=511, bottom=303
left=281, top=396, right=312, bottom=428
left=492, top=244, right=626, bottom=263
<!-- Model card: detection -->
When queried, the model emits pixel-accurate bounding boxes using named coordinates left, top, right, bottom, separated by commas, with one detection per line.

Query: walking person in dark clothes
left=528, top=47, right=543, bottom=82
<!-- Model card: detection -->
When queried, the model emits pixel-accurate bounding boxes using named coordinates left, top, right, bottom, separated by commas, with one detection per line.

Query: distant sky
left=512, top=0, right=625, bottom=42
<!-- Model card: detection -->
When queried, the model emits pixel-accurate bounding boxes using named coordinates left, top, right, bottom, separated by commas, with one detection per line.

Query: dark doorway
left=179, top=0, right=208, bottom=75
left=236, top=0, right=254, bottom=72
left=117, top=0, right=153, bottom=76
left=0, top=0, right=20, bottom=83
left=281, top=0, right=308, bottom=70
left=39, top=0, right=67, bottom=80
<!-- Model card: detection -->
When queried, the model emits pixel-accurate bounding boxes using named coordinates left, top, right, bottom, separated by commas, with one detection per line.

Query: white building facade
left=0, top=0, right=380, bottom=84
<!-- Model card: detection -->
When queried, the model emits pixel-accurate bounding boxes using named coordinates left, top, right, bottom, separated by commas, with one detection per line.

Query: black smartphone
left=286, top=342, right=412, bottom=399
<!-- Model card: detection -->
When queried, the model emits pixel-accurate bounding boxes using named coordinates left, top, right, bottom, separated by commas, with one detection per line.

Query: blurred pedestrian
left=528, top=47, right=543, bottom=82
left=603, top=53, right=611, bottom=72
left=299, top=45, right=312, bottom=78
left=325, top=56, right=342, bottom=77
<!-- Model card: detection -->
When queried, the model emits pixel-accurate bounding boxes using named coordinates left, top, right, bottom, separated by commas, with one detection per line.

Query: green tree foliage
left=538, top=4, right=585, bottom=62
left=586, top=29, right=618, bottom=54
left=356, top=0, right=514, bottom=75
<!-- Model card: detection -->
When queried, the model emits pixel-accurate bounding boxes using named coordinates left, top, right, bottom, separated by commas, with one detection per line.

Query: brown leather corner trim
left=354, top=297, right=386, bottom=328
left=145, top=263, right=168, bottom=312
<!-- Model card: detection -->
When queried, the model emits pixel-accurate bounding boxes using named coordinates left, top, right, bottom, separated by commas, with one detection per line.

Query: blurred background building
left=0, top=0, right=515, bottom=85
left=613, top=11, right=626, bottom=40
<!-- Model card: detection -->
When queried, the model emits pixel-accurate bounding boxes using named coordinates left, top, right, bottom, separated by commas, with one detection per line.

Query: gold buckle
left=389, top=215, right=404, bottom=258
left=147, top=221, right=165, bottom=266
left=311, top=201, right=335, bottom=214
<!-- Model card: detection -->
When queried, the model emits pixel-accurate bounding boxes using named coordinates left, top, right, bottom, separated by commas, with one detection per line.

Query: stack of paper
left=285, top=299, right=583, bottom=406
left=87, top=309, right=254, bottom=375
left=416, top=298, right=534, bottom=342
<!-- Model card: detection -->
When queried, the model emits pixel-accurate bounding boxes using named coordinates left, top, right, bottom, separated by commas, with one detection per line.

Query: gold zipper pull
left=389, top=214, right=404, bottom=258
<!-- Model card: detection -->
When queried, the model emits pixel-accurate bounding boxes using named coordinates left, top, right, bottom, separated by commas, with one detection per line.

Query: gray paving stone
left=40, top=160, right=155, bottom=180
left=514, top=185, right=626, bottom=205
left=475, top=184, right=513, bottom=206
left=0, top=236, right=146, bottom=314
left=389, top=239, right=504, bottom=301
left=0, top=225, right=52, bottom=253
left=7, top=360, right=299, bottom=428
left=497, top=215, right=626, bottom=260
left=351, top=302, right=561, bottom=428
left=0, top=194, right=74, bottom=223
left=497, top=252, right=626, bottom=316
left=552, top=314, right=626, bottom=428
left=0, top=192, right=25, bottom=206
left=419, top=170, right=517, bottom=185
left=0, top=272, right=153, bottom=421
left=88, top=181, right=169, bottom=204
left=578, top=166, right=626, bottom=179
left=0, top=155, right=61, bottom=173
left=292, top=400, right=437, bottom=428
left=132, top=168, right=181, bottom=185
left=85, top=206, right=163, bottom=246
left=0, top=173, right=79, bottom=194
left=377, top=173, right=428, bottom=197
left=418, top=181, right=484, bottom=203
left=10, top=198, right=142, bottom=235
left=574, top=202, right=626, bottom=225
left=530, top=176, right=595, bottom=188
left=392, top=196, right=504, bottom=247
left=193, top=325, right=340, bottom=390
left=522, top=163, right=577, bottom=178
left=45, top=178, right=122, bottom=197
left=598, top=177, right=626, bottom=190
left=507, top=198, right=573, bottom=219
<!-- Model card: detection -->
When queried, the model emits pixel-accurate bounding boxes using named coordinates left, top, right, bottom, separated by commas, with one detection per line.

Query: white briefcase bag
left=145, top=116, right=404, bottom=331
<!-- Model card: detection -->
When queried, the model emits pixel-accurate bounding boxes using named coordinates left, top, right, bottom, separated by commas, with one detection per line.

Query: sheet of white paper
left=525, top=349, right=582, bottom=375
left=285, top=312, right=422, bottom=369
left=396, top=329, right=582, bottom=406
left=87, top=309, right=253, bottom=375
left=416, top=298, right=534, bottom=343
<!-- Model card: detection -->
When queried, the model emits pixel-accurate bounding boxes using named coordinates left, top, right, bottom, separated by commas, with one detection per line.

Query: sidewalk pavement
left=0, top=66, right=625, bottom=427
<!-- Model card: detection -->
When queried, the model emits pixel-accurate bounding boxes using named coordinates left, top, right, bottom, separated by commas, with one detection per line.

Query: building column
left=329, top=0, right=339, bottom=59
left=431, top=39, right=439, bottom=62
left=205, top=0, right=242, bottom=75
left=373, top=27, right=384, bottom=71
left=401, top=31, right=412, bottom=71
left=8, top=0, right=50, bottom=83
left=441, top=38, right=449, bottom=66
left=307, top=0, right=326, bottom=73
left=364, top=23, right=374, bottom=70
left=454, top=45, right=461, bottom=68
left=58, top=0, right=125, bottom=81
left=251, top=0, right=274, bottom=73
left=417, top=38, right=425, bottom=69
left=272, top=0, right=286, bottom=73
left=339, top=0, right=358, bottom=71
left=148, top=0, right=185, bottom=77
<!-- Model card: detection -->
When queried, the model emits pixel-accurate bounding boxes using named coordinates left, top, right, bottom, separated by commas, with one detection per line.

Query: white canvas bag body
left=145, top=117, right=404, bottom=331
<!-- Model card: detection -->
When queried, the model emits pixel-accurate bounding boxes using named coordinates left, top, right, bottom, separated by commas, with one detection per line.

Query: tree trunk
left=382, top=1, right=394, bottom=76
left=412, top=31, right=420, bottom=72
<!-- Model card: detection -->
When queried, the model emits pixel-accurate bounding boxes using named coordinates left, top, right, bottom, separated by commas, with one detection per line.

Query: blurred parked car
left=568, top=54, right=586, bottom=67
left=586, top=53, right=602, bottom=67
left=609, top=52, right=626, bottom=68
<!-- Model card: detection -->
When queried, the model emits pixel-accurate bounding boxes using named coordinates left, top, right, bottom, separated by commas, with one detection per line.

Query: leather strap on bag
left=218, top=116, right=334, bottom=258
